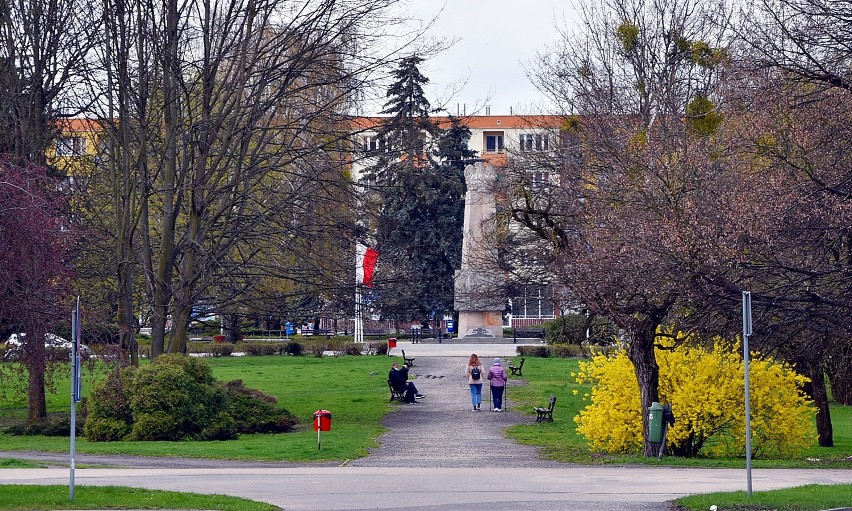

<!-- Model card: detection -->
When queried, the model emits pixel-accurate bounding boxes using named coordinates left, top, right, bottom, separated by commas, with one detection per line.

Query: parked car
left=3, top=333, right=90, bottom=361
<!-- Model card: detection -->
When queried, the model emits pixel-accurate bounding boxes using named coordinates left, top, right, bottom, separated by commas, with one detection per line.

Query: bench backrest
left=548, top=396, right=556, bottom=410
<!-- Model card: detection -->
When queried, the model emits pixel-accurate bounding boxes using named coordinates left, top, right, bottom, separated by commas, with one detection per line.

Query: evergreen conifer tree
left=366, top=57, right=472, bottom=323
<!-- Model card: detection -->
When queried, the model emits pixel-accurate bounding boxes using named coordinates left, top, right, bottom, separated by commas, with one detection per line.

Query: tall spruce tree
left=367, top=56, right=469, bottom=323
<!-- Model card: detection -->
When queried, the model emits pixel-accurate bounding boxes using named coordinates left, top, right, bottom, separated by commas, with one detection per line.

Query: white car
left=3, top=333, right=90, bottom=360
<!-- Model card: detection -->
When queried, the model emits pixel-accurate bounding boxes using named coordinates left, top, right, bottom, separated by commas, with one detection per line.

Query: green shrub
left=549, top=344, right=586, bottom=358
left=283, top=341, right=303, bottom=355
left=83, top=355, right=298, bottom=442
left=126, top=358, right=225, bottom=441
left=342, top=343, right=362, bottom=356
left=223, top=379, right=298, bottom=434
left=306, top=341, right=327, bottom=357
left=129, top=411, right=182, bottom=441
left=209, top=343, right=234, bottom=357
left=243, top=343, right=281, bottom=356
left=5, top=415, right=76, bottom=437
left=200, top=411, right=238, bottom=440
left=517, top=345, right=548, bottom=357
left=84, top=417, right=131, bottom=441
left=84, top=367, right=134, bottom=440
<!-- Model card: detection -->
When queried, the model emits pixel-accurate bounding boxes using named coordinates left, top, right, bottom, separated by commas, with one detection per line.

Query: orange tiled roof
left=349, top=115, right=564, bottom=131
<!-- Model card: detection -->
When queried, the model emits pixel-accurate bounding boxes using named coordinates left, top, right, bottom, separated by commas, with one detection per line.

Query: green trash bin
left=648, top=401, right=665, bottom=443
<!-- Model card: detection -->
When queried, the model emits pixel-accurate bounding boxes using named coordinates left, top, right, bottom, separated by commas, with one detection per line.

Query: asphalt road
left=1, top=341, right=850, bottom=510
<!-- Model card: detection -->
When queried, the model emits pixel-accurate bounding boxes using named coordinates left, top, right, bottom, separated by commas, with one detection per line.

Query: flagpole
left=355, top=284, right=363, bottom=344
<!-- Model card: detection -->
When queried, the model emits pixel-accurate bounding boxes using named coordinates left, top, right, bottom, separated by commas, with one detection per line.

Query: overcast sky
left=376, top=1, right=576, bottom=116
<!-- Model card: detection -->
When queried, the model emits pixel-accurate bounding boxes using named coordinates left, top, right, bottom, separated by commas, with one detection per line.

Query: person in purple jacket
left=487, top=358, right=508, bottom=411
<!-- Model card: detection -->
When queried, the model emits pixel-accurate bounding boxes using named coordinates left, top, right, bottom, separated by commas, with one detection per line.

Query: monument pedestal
left=457, top=311, right=504, bottom=339
left=453, top=162, right=506, bottom=340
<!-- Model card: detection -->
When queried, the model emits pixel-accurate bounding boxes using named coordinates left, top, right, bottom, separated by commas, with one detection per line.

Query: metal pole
left=69, top=296, right=80, bottom=501
left=742, top=291, right=753, bottom=497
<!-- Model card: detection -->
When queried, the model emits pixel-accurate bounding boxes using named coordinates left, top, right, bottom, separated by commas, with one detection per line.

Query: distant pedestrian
left=465, top=354, right=484, bottom=411
left=487, top=358, right=508, bottom=411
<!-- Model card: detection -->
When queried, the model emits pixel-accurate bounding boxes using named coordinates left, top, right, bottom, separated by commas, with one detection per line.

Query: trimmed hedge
left=516, top=344, right=619, bottom=359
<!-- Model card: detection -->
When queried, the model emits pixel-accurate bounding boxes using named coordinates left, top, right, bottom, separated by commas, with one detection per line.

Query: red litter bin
left=313, top=410, right=332, bottom=431
left=313, top=409, right=331, bottom=450
left=387, top=337, right=397, bottom=348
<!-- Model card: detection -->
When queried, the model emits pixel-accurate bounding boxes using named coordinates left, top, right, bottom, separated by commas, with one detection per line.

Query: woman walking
left=487, top=358, right=508, bottom=411
left=465, top=354, right=484, bottom=411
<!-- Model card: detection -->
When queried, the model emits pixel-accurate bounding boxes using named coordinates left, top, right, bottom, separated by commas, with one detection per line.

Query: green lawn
left=503, top=357, right=852, bottom=468
left=0, top=355, right=398, bottom=461
left=0, top=485, right=278, bottom=510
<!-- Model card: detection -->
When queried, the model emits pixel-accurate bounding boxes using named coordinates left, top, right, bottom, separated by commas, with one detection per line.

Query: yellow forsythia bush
left=574, top=338, right=816, bottom=457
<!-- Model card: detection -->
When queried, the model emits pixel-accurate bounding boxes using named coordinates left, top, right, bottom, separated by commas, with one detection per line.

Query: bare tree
left=513, top=0, right=730, bottom=455
left=77, top=0, right=421, bottom=359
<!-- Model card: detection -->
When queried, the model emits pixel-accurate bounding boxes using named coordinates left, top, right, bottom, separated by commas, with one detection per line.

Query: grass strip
left=0, top=484, right=279, bottom=510
left=674, top=483, right=852, bottom=510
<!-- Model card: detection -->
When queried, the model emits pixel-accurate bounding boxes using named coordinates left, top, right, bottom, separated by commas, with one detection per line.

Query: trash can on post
left=313, top=409, right=332, bottom=431
left=648, top=401, right=664, bottom=443
left=387, top=337, right=397, bottom=349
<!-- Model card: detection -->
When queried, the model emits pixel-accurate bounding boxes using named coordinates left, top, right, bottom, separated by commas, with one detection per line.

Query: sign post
left=742, top=291, right=753, bottom=497
left=70, top=296, right=82, bottom=501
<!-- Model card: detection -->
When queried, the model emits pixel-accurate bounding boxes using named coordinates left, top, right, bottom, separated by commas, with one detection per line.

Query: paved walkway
left=352, top=349, right=563, bottom=468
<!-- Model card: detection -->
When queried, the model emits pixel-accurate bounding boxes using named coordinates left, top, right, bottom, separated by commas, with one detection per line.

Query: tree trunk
left=25, top=328, right=48, bottom=422
left=627, top=320, right=660, bottom=457
left=804, top=362, right=833, bottom=447
left=223, top=314, right=241, bottom=342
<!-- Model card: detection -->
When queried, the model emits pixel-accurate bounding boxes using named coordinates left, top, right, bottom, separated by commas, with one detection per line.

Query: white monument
left=454, top=162, right=505, bottom=338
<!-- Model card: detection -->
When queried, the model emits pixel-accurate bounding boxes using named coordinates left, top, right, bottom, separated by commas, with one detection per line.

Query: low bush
left=283, top=342, right=303, bottom=356
left=223, top=379, right=297, bottom=434
left=209, top=343, right=234, bottom=357
left=84, top=355, right=298, bottom=442
left=342, top=343, right=362, bottom=356
left=517, top=345, right=549, bottom=357
left=242, top=343, right=281, bottom=356
left=5, top=415, right=76, bottom=437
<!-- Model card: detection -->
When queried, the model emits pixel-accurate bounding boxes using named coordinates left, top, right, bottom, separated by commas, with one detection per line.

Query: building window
left=532, top=171, right=550, bottom=187
left=520, top=133, right=549, bottom=152
left=56, top=136, right=87, bottom=156
left=511, top=285, right=555, bottom=319
left=362, top=135, right=387, bottom=154
left=484, top=132, right=504, bottom=153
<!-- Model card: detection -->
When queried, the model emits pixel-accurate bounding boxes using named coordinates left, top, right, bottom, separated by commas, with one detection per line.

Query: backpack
left=470, top=366, right=481, bottom=380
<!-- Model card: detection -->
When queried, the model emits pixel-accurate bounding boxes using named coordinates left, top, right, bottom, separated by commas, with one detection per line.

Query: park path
left=351, top=354, right=564, bottom=468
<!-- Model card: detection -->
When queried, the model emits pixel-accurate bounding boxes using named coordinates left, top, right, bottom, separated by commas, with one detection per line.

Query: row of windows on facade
left=362, top=133, right=552, bottom=154
left=510, top=285, right=556, bottom=318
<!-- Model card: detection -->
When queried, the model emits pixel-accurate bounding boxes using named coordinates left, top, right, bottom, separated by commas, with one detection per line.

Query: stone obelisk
left=454, top=162, right=505, bottom=338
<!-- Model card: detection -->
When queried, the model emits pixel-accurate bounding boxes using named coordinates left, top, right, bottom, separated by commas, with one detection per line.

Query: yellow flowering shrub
left=574, top=338, right=816, bottom=457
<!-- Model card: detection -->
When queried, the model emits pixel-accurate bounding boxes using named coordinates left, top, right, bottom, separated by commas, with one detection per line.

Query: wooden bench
left=534, top=396, right=556, bottom=422
left=512, top=327, right=546, bottom=343
left=401, top=350, right=415, bottom=366
left=509, top=357, right=525, bottom=376
left=388, top=380, right=406, bottom=402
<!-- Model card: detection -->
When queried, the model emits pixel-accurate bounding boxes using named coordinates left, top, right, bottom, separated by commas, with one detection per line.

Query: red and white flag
left=356, top=243, right=379, bottom=287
